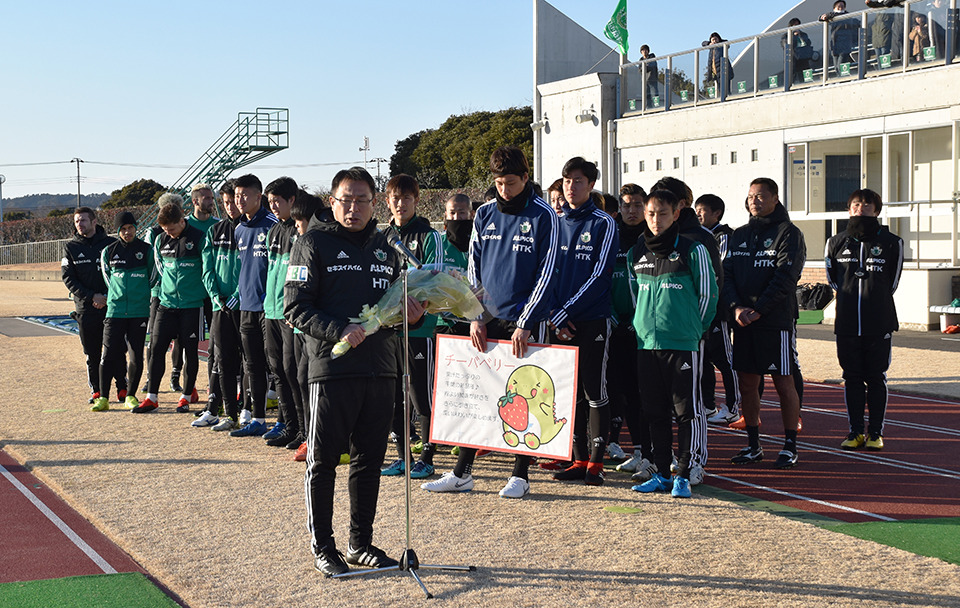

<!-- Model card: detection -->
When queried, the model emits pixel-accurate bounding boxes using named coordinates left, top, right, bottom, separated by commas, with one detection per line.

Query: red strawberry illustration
left=498, top=390, right=529, bottom=431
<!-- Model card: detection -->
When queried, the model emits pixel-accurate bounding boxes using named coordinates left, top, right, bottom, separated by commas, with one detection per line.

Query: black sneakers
left=773, top=449, right=799, bottom=469
left=552, top=464, right=588, bottom=481
left=314, top=546, right=349, bottom=577
left=345, top=544, right=399, bottom=569
left=731, top=445, right=764, bottom=464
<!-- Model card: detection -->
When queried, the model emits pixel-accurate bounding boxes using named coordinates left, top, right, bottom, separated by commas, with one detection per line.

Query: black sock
left=784, top=429, right=798, bottom=453
left=420, top=443, right=435, bottom=466
left=453, top=448, right=475, bottom=478
left=747, top=425, right=761, bottom=450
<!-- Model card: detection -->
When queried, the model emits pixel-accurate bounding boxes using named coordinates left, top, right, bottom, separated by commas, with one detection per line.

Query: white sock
left=255, top=418, right=265, bottom=424
left=148, top=393, right=158, bottom=401
left=180, top=394, right=190, bottom=401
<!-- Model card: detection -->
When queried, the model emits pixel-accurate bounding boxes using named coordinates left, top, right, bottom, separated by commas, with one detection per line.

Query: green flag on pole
left=604, top=0, right=628, bottom=56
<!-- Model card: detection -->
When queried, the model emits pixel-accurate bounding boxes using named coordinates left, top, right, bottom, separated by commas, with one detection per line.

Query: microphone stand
left=334, top=262, right=475, bottom=598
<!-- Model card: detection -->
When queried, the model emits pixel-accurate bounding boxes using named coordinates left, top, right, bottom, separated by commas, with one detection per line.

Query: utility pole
left=359, top=137, right=370, bottom=171
left=70, top=158, right=83, bottom=207
left=0, top=174, right=5, bottom=222
left=371, top=157, right=388, bottom=191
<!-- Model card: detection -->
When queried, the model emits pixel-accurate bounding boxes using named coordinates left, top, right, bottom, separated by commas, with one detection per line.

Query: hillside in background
left=2, top=193, right=109, bottom=217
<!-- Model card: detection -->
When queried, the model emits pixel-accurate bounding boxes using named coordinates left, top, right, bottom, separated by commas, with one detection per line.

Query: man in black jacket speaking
left=285, top=167, right=425, bottom=577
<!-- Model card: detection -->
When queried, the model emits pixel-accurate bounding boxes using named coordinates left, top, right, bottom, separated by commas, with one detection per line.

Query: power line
left=0, top=160, right=73, bottom=167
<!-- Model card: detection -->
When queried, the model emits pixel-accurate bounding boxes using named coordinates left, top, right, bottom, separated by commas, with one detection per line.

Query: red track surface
left=0, top=449, right=145, bottom=584
left=700, top=379, right=960, bottom=523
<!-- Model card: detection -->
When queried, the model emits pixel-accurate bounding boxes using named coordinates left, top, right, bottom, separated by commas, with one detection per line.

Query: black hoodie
left=62, top=224, right=116, bottom=313
left=722, top=203, right=807, bottom=330
left=283, top=214, right=403, bottom=383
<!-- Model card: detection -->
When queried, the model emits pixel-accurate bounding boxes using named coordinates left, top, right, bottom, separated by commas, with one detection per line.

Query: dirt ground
left=2, top=279, right=959, bottom=608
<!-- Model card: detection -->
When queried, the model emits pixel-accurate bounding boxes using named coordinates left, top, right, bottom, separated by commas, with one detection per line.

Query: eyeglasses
left=331, top=195, right=373, bottom=208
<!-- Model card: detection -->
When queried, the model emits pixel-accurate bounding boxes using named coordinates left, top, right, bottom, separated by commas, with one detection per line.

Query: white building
left=534, top=0, right=960, bottom=330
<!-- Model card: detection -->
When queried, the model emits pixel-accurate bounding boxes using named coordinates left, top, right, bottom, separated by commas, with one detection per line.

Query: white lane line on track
left=711, top=427, right=960, bottom=480
left=0, top=463, right=117, bottom=574
left=796, top=405, right=960, bottom=437
left=707, top=473, right=897, bottom=522
left=803, top=381, right=960, bottom=406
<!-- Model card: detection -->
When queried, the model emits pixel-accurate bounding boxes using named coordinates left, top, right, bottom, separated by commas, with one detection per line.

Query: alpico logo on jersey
left=374, top=249, right=387, bottom=261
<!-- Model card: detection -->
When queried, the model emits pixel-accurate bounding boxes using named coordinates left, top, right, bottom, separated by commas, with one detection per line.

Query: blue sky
left=0, top=0, right=795, bottom=200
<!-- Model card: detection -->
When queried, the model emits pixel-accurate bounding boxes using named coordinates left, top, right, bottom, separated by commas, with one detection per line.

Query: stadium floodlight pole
left=333, top=264, right=476, bottom=597
left=71, top=158, right=84, bottom=207
left=0, top=174, right=5, bottom=222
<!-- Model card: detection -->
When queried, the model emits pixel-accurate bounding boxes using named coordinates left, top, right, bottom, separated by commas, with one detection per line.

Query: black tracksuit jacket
left=825, top=220, right=903, bottom=336
left=284, top=215, right=403, bottom=383
left=722, top=203, right=806, bottom=330
left=62, top=225, right=116, bottom=313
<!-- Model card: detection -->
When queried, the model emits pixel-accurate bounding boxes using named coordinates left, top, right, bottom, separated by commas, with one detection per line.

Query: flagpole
left=533, top=0, right=542, bottom=183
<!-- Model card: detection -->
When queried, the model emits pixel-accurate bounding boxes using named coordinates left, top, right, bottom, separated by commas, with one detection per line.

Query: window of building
left=691, top=155, right=698, bottom=167
left=623, top=162, right=629, bottom=173
left=731, top=151, right=738, bottom=164
left=751, top=149, right=759, bottom=162
left=673, top=157, right=680, bottom=169
left=710, top=153, right=718, bottom=166
left=656, top=159, right=662, bottom=171
left=638, top=160, right=645, bottom=172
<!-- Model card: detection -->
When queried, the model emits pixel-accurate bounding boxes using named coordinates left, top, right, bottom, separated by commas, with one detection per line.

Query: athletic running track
left=698, top=378, right=960, bottom=523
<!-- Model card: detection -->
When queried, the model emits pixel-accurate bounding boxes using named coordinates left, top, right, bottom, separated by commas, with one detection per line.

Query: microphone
left=385, top=231, right=422, bottom=269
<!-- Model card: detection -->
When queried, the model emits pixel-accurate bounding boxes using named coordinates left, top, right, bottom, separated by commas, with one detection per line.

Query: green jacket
left=187, top=213, right=219, bottom=236
left=628, top=229, right=717, bottom=352
left=264, top=219, right=298, bottom=320
left=383, top=215, right=443, bottom=338
left=100, top=238, right=157, bottom=318
left=201, top=217, right=241, bottom=311
left=155, top=223, right=206, bottom=309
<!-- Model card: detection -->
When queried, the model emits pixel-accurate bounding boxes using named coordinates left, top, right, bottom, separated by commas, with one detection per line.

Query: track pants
left=305, top=378, right=394, bottom=554
left=636, top=348, right=707, bottom=479
left=240, top=311, right=269, bottom=419
left=147, top=307, right=201, bottom=396
left=551, top=318, right=610, bottom=465
left=701, top=319, right=741, bottom=417
left=209, top=309, right=243, bottom=420
left=100, top=317, right=147, bottom=401
left=265, top=318, right=302, bottom=435
left=837, top=333, right=892, bottom=437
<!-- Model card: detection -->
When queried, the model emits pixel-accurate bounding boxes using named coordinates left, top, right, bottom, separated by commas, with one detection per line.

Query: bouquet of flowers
left=331, top=267, right=484, bottom=358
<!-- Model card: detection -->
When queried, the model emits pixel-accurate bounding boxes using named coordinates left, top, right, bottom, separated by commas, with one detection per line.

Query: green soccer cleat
left=90, top=397, right=109, bottom=412
left=123, top=395, right=139, bottom=409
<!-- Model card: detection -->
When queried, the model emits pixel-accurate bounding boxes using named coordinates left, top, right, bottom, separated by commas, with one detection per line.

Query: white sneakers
left=420, top=472, right=474, bottom=492
left=420, top=472, right=531, bottom=498
left=498, top=476, right=530, bottom=499
left=606, top=442, right=627, bottom=460
left=191, top=411, right=219, bottom=427
left=630, top=458, right=660, bottom=482
left=707, top=404, right=739, bottom=424
left=238, top=409, right=253, bottom=426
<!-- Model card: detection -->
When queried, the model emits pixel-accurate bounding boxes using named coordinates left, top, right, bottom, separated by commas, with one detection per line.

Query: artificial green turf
left=824, top=517, right=960, bottom=565
left=0, top=573, right=179, bottom=608
left=797, top=309, right=824, bottom=324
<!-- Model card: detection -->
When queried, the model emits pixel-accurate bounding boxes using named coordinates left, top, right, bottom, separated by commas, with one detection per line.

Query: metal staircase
left=139, top=107, right=289, bottom=227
